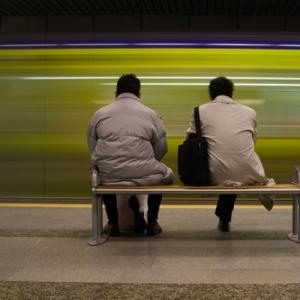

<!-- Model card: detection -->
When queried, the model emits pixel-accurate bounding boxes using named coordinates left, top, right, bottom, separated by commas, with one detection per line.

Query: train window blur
left=0, top=48, right=300, bottom=199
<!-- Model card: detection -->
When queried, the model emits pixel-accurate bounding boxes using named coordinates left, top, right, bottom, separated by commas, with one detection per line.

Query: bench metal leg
left=88, top=195, right=106, bottom=246
left=288, top=195, right=300, bottom=243
left=288, top=167, right=300, bottom=243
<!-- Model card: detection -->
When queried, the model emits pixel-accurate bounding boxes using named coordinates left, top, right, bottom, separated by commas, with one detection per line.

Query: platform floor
left=0, top=203, right=300, bottom=299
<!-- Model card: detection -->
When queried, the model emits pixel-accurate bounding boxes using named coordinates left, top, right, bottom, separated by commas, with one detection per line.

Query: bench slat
left=94, top=183, right=300, bottom=195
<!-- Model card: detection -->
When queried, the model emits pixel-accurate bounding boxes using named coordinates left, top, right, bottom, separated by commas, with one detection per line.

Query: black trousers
left=215, top=194, right=237, bottom=222
left=102, top=194, right=162, bottom=224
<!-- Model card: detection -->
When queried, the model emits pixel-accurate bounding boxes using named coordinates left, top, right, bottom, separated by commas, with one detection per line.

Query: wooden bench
left=88, top=167, right=300, bottom=246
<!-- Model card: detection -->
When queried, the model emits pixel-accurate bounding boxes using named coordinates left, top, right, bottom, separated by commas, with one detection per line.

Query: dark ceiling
left=0, top=0, right=300, bottom=16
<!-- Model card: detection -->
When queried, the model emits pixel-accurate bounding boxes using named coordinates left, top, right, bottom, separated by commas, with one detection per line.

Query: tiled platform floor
left=0, top=204, right=299, bottom=284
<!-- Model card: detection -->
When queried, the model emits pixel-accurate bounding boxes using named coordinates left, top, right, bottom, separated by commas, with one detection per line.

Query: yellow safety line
left=161, top=204, right=292, bottom=209
left=0, top=203, right=292, bottom=209
left=0, top=203, right=91, bottom=208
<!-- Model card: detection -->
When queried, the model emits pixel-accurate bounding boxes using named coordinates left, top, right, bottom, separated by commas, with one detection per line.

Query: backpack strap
left=194, top=106, right=202, bottom=139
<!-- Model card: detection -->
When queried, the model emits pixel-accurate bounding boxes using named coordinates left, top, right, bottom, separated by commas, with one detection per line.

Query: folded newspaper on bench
left=223, top=178, right=276, bottom=211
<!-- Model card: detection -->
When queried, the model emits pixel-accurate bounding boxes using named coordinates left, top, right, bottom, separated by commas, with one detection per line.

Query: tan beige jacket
left=187, top=95, right=268, bottom=185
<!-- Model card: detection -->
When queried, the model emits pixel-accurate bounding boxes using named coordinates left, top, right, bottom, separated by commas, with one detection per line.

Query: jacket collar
left=116, top=93, right=141, bottom=102
left=213, top=95, right=235, bottom=104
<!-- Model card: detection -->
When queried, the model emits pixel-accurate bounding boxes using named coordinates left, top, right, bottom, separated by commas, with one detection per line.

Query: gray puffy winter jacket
left=87, top=93, right=174, bottom=185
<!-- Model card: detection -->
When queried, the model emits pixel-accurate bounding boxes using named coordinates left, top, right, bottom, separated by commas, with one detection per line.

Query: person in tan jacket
left=187, top=76, right=274, bottom=232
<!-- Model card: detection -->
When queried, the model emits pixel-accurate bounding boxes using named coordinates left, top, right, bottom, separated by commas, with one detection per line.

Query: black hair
left=116, top=74, right=140, bottom=97
left=209, top=76, right=234, bottom=100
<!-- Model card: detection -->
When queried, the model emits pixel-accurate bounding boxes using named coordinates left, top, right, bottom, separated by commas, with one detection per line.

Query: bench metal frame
left=88, top=167, right=300, bottom=246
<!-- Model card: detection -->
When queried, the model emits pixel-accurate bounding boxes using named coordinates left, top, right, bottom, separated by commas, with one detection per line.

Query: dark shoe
left=134, top=212, right=147, bottom=234
left=147, top=222, right=162, bottom=236
left=103, top=222, right=120, bottom=236
left=218, top=220, right=230, bottom=232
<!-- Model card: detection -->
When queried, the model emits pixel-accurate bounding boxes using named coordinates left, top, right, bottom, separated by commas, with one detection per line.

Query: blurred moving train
left=0, top=46, right=300, bottom=200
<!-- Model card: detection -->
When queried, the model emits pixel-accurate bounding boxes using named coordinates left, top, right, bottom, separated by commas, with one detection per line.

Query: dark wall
left=0, top=15, right=300, bottom=35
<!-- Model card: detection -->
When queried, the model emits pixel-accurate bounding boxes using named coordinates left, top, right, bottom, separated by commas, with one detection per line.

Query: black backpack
left=178, top=107, right=211, bottom=185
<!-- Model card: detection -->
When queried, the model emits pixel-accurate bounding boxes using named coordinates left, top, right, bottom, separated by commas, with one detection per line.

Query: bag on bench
left=178, top=107, right=211, bottom=185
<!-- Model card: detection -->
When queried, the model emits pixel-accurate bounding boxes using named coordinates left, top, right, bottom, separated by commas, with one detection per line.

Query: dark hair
left=116, top=74, right=140, bottom=97
left=209, top=76, right=234, bottom=100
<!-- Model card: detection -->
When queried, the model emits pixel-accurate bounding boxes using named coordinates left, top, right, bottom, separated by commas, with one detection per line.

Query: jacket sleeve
left=151, top=113, right=168, bottom=161
left=87, top=113, right=98, bottom=154
left=186, top=110, right=196, bottom=135
left=252, top=110, right=257, bottom=144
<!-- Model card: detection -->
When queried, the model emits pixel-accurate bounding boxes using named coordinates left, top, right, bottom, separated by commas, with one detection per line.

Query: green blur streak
left=1, top=48, right=300, bottom=198
left=2, top=48, right=300, bottom=71
left=0, top=135, right=299, bottom=197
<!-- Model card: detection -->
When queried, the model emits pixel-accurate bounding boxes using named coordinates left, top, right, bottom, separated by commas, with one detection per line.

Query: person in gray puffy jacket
left=87, top=74, right=174, bottom=236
